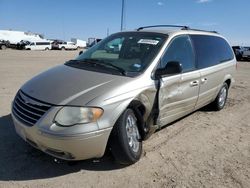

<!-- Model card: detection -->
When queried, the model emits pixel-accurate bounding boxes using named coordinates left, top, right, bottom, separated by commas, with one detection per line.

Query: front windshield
left=66, top=32, right=167, bottom=76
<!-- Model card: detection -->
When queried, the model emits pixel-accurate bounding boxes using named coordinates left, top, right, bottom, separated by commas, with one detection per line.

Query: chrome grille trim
left=12, top=90, right=52, bottom=127
left=13, top=104, right=38, bottom=121
left=16, top=96, right=47, bottom=113
left=14, top=100, right=42, bottom=117
left=12, top=107, right=36, bottom=125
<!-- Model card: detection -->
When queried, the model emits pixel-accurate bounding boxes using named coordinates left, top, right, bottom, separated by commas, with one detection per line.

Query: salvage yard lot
left=0, top=50, right=249, bottom=188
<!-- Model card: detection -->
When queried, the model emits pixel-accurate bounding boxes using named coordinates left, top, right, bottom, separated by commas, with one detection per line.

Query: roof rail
left=136, top=25, right=218, bottom=34
left=187, top=28, right=218, bottom=34
left=136, top=25, right=189, bottom=31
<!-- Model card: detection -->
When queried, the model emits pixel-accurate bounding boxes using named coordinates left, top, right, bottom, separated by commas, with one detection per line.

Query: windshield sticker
left=133, top=63, right=141, bottom=68
left=138, top=39, right=159, bottom=45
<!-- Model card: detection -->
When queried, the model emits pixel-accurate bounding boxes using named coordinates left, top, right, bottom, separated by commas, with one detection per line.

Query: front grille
left=12, top=90, right=51, bottom=126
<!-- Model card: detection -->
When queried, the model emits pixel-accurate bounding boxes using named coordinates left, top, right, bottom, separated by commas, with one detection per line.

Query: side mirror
left=79, top=51, right=83, bottom=55
left=155, top=61, right=182, bottom=79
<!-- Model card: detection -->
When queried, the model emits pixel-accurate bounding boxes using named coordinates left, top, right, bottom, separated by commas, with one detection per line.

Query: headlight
left=54, top=107, right=103, bottom=127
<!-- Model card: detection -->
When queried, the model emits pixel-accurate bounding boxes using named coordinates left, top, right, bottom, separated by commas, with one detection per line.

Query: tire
left=45, top=47, right=49, bottom=51
left=1, top=45, right=7, bottom=50
left=61, top=46, right=65, bottom=50
left=109, top=108, right=142, bottom=165
left=211, top=82, right=228, bottom=111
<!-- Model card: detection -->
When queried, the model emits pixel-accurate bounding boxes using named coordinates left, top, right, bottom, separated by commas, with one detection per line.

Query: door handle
left=201, top=78, right=207, bottom=84
left=190, top=80, right=199, bottom=87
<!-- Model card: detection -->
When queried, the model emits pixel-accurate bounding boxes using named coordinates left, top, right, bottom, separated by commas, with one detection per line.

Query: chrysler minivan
left=12, top=25, right=236, bottom=165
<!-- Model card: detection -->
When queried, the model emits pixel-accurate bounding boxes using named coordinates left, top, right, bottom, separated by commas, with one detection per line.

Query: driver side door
left=158, top=35, right=200, bottom=126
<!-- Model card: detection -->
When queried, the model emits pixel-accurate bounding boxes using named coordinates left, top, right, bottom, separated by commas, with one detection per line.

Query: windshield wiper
left=81, top=58, right=127, bottom=76
left=66, top=59, right=126, bottom=76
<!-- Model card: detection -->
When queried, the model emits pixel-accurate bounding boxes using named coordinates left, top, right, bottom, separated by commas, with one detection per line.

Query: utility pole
left=107, top=28, right=109, bottom=36
left=120, top=0, right=125, bottom=31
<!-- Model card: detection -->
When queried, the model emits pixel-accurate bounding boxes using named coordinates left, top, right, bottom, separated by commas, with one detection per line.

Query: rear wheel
left=1, top=45, right=7, bottom=50
left=211, top=82, right=228, bottom=110
left=45, top=47, right=49, bottom=51
left=61, top=46, right=65, bottom=50
left=109, top=108, right=142, bottom=165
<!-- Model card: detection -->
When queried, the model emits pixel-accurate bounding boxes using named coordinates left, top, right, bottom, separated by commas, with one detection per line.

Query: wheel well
left=128, top=100, right=146, bottom=116
left=107, top=100, right=146, bottom=150
left=128, top=100, right=147, bottom=139
left=225, top=79, right=231, bottom=88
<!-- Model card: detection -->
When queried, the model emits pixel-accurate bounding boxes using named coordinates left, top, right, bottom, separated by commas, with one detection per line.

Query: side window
left=161, top=35, right=195, bottom=72
left=191, top=35, right=234, bottom=69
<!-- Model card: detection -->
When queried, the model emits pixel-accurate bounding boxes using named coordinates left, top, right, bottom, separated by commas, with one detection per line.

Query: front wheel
left=211, top=83, right=228, bottom=111
left=109, top=108, right=142, bottom=165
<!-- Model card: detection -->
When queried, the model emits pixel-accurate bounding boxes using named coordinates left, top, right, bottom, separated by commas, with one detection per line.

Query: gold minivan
left=12, top=25, right=236, bottom=165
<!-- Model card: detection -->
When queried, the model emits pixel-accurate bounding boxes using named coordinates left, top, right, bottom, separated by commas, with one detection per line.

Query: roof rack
left=136, top=25, right=189, bottom=31
left=136, top=25, right=218, bottom=33
left=188, top=28, right=218, bottom=34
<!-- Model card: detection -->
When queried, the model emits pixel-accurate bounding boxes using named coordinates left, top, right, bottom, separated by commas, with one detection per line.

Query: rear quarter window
left=190, top=35, right=234, bottom=69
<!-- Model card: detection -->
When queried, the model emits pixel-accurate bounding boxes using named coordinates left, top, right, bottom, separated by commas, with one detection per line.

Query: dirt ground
left=0, top=50, right=249, bottom=188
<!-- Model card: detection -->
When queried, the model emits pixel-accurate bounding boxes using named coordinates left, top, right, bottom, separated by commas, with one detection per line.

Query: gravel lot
left=0, top=50, right=249, bottom=188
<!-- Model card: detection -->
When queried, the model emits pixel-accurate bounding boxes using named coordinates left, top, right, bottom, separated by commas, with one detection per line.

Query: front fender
left=92, top=86, right=157, bottom=130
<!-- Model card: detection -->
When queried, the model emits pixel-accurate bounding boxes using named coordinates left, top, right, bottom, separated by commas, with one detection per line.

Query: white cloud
left=197, top=0, right=213, bottom=3
left=157, top=1, right=164, bottom=6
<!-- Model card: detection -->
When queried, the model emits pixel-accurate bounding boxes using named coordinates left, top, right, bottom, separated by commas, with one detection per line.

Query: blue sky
left=0, top=0, right=249, bottom=45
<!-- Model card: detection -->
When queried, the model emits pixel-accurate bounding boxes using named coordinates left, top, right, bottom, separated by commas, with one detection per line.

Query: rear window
left=190, top=35, right=234, bottom=69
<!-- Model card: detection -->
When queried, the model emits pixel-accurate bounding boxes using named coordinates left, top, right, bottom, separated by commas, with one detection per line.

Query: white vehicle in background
left=71, top=38, right=87, bottom=49
left=59, top=42, right=77, bottom=50
left=25, top=41, right=52, bottom=51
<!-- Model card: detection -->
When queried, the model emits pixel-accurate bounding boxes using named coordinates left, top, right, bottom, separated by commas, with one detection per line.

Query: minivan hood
left=21, top=65, right=130, bottom=106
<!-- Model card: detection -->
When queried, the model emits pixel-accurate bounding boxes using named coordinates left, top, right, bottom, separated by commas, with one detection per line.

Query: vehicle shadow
left=0, top=114, right=124, bottom=181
